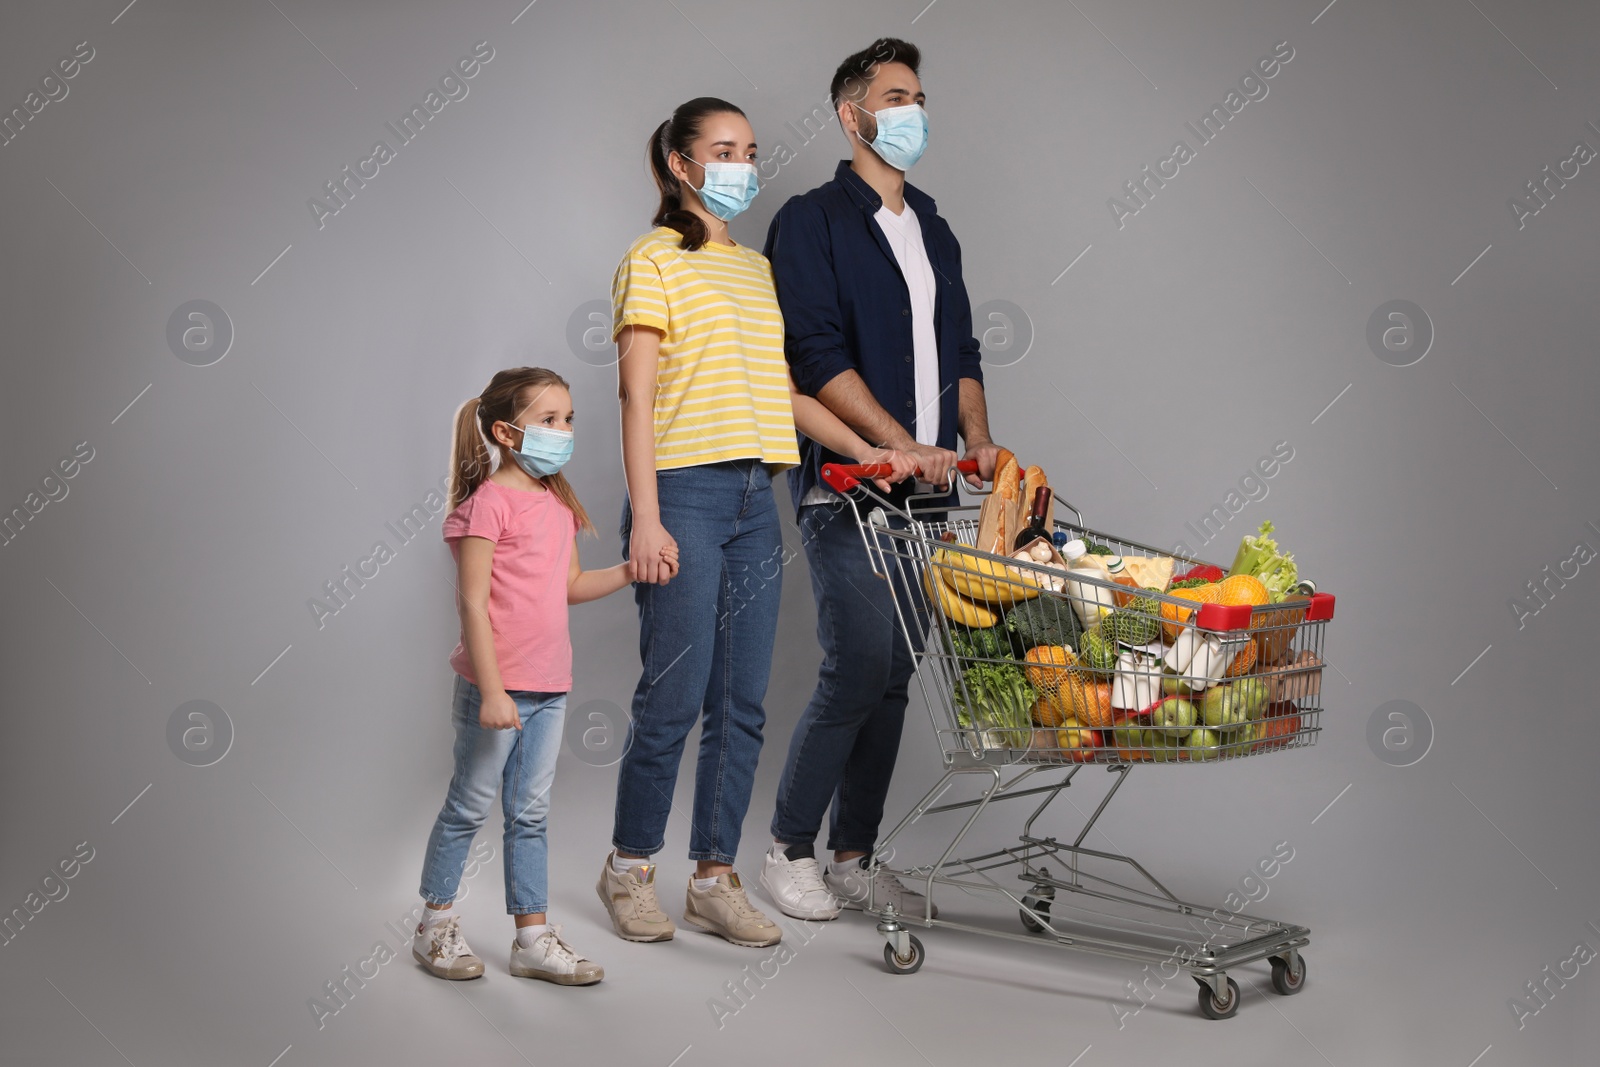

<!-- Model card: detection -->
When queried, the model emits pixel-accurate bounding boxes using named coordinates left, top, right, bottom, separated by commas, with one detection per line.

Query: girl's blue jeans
left=418, top=673, right=565, bottom=914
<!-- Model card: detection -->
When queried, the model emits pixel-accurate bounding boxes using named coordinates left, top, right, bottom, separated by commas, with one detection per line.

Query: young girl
left=413, top=367, right=675, bottom=985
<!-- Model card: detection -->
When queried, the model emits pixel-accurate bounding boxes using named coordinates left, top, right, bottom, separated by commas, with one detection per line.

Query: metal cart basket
left=818, top=461, right=1336, bottom=1020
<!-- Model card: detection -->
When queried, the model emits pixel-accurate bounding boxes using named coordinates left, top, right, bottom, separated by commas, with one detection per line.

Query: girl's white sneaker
left=412, top=914, right=485, bottom=980
left=509, top=925, right=604, bottom=986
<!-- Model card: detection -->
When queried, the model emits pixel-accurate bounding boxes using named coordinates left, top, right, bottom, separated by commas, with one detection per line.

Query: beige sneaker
left=411, top=913, right=484, bottom=980
left=682, top=871, right=782, bottom=948
left=595, top=852, right=675, bottom=942
left=509, top=925, right=604, bottom=985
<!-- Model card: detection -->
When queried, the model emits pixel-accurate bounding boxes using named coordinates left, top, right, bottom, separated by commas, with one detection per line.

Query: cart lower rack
left=820, top=462, right=1334, bottom=1020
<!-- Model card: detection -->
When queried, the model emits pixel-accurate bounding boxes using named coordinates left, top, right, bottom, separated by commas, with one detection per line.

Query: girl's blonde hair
left=449, top=366, right=596, bottom=535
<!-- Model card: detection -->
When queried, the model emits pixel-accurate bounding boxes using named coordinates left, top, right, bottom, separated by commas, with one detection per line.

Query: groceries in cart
left=921, top=456, right=1331, bottom=763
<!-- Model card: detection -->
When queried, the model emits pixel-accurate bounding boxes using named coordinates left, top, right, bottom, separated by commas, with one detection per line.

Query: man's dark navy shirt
left=763, top=159, right=983, bottom=513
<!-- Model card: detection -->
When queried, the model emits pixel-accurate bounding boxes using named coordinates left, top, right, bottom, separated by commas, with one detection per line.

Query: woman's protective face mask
left=852, top=101, right=928, bottom=171
left=505, top=423, right=573, bottom=478
left=681, top=155, right=759, bottom=221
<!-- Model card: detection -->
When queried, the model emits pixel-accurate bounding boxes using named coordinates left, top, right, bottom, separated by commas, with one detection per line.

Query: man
left=759, top=37, right=1004, bottom=920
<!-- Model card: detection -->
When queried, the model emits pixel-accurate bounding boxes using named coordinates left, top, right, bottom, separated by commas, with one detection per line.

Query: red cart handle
left=822, top=458, right=981, bottom=494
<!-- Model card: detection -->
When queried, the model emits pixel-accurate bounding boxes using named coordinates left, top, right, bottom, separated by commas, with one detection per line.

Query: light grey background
left=2, top=0, right=1597, bottom=1064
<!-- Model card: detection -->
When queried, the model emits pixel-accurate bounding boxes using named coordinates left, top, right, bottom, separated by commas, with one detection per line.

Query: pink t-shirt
left=443, top=479, right=577, bottom=693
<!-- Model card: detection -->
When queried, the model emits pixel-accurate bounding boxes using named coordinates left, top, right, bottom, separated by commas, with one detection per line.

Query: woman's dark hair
left=830, top=38, right=921, bottom=111
left=648, top=97, right=747, bottom=251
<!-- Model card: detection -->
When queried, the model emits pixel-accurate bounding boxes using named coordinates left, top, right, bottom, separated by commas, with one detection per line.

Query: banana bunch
left=922, top=563, right=1000, bottom=628
left=931, top=546, right=1041, bottom=607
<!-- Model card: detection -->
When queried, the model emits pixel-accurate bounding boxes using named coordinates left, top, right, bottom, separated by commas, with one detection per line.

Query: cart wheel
left=1270, top=954, right=1307, bottom=995
left=1197, top=977, right=1241, bottom=1020
left=1019, top=895, right=1051, bottom=933
left=883, top=934, right=925, bottom=975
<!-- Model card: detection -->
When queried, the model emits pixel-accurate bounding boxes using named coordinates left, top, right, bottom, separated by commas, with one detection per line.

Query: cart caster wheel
left=1019, top=896, right=1050, bottom=933
left=883, top=934, right=925, bottom=975
left=1270, top=954, right=1307, bottom=995
left=1197, top=977, right=1241, bottom=1020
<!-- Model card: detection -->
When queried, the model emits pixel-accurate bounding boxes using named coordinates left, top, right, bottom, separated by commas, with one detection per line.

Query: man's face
left=842, top=61, right=925, bottom=144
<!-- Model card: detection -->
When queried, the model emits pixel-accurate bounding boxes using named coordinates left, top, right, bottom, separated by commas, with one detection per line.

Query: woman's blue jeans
left=418, top=674, right=565, bottom=914
left=612, top=459, right=784, bottom=865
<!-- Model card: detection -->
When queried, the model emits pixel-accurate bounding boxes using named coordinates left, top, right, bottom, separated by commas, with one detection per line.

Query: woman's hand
left=859, top=447, right=921, bottom=492
left=478, top=689, right=521, bottom=731
left=630, top=519, right=679, bottom=585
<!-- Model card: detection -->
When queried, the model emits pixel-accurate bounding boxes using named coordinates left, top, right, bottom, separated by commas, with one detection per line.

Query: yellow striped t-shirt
left=611, top=227, right=800, bottom=472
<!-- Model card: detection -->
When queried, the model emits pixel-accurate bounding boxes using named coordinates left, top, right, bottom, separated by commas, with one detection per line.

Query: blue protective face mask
left=853, top=102, right=928, bottom=171
left=682, top=155, right=759, bottom=221
left=506, top=423, right=573, bottom=478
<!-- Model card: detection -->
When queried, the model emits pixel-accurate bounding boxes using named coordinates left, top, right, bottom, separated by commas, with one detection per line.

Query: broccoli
left=944, top=624, right=1011, bottom=662
left=1005, top=594, right=1083, bottom=652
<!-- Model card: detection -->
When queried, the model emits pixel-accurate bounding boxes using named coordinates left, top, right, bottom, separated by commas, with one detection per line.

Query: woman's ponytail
left=648, top=98, right=746, bottom=252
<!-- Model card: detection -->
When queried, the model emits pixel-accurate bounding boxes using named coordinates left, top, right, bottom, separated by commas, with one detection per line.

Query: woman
left=597, top=97, right=915, bottom=948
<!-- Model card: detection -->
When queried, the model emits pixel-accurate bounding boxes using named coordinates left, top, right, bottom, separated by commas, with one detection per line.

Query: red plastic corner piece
left=1305, top=592, right=1335, bottom=621
left=820, top=464, right=858, bottom=494
left=1195, top=602, right=1253, bottom=632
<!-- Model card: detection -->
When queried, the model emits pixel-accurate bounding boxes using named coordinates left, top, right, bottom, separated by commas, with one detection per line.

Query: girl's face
left=669, top=112, right=758, bottom=199
left=492, top=383, right=573, bottom=451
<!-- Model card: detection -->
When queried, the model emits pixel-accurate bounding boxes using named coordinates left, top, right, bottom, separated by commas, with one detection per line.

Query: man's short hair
left=830, top=37, right=921, bottom=111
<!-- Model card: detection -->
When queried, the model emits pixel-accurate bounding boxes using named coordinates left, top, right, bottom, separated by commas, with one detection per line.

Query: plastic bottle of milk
left=1060, top=539, right=1116, bottom=628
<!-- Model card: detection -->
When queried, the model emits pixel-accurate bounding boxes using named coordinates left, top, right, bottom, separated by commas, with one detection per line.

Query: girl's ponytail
left=455, top=367, right=596, bottom=535
left=449, top=395, right=495, bottom=512
left=649, top=98, right=746, bottom=252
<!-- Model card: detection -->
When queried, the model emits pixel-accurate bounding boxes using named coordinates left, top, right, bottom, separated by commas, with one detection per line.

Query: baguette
left=975, top=448, right=1018, bottom=554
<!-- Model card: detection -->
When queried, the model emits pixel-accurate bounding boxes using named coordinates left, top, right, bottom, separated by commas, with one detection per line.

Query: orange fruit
left=1032, top=694, right=1067, bottom=728
left=1062, top=672, right=1115, bottom=728
left=1024, top=645, right=1075, bottom=690
left=1216, top=573, right=1270, bottom=607
left=1161, top=583, right=1220, bottom=642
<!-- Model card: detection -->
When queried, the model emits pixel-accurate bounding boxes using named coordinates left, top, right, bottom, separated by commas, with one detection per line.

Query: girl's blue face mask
left=681, top=155, right=759, bottom=221
left=505, top=423, right=573, bottom=478
left=852, top=101, right=928, bottom=171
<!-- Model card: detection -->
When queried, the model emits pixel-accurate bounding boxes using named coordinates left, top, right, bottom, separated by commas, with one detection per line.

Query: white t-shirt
left=876, top=202, right=941, bottom=448
left=801, top=201, right=941, bottom=507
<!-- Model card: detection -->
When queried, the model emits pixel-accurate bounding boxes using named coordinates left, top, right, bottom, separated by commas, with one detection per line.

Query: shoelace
left=537, top=924, right=581, bottom=965
left=435, top=916, right=469, bottom=960
left=719, top=881, right=765, bottom=920
left=873, top=869, right=925, bottom=899
left=626, top=870, right=666, bottom=917
left=787, top=858, right=833, bottom=899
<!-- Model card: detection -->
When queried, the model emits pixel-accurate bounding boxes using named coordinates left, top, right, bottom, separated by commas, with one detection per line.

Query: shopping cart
left=818, top=461, right=1335, bottom=1020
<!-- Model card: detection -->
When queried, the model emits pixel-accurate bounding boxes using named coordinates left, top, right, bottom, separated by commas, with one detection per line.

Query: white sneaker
left=412, top=913, right=484, bottom=980
left=509, top=925, right=604, bottom=985
left=824, top=860, right=939, bottom=920
left=760, top=846, right=843, bottom=920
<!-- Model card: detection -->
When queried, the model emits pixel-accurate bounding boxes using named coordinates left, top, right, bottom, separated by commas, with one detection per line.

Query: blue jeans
left=770, top=498, right=925, bottom=854
left=613, top=459, right=784, bottom=864
left=418, top=674, right=565, bottom=914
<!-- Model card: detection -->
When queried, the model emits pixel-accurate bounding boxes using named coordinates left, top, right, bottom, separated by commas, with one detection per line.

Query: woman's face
left=670, top=112, right=758, bottom=196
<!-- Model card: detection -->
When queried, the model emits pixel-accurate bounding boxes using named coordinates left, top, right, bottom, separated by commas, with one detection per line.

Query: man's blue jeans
left=612, top=459, right=784, bottom=864
left=418, top=674, right=565, bottom=914
left=770, top=497, right=925, bottom=854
